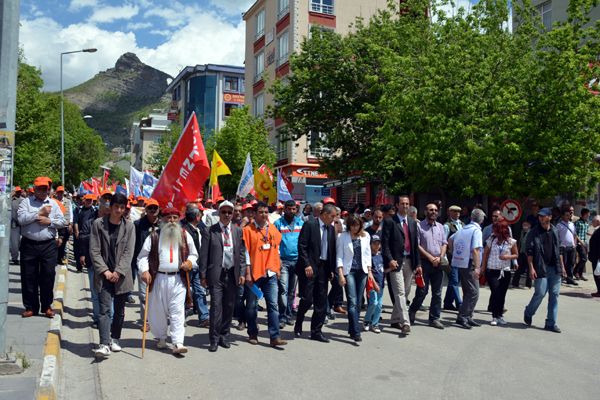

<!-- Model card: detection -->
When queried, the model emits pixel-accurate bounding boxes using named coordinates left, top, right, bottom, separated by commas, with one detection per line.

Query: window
left=255, top=52, right=264, bottom=81
left=537, top=1, right=552, bottom=30
left=309, top=130, right=330, bottom=158
left=278, top=0, right=289, bottom=20
left=277, top=134, right=288, bottom=160
left=240, top=78, right=245, bottom=93
left=254, top=93, right=264, bottom=117
left=224, top=76, right=239, bottom=92
left=311, top=0, right=334, bottom=15
left=277, top=31, right=289, bottom=66
left=224, top=103, right=240, bottom=117
left=256, top=9, right=265, bottom=39
left=172, top=85, right=181, bottom=101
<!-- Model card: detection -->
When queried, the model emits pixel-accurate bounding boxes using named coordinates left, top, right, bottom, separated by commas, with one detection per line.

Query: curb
left=36, top=264, right=68, bottom=400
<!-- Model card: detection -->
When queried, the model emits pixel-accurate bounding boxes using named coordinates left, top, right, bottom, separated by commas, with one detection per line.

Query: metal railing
left=311, top=2, right=334, bottom=15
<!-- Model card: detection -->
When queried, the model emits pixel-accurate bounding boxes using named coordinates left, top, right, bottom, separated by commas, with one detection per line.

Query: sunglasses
left=220, top=210, right=233, bottom=215
left=427, top=209, right=438, bottom=212
left=146, top=206, right=159, bottom=211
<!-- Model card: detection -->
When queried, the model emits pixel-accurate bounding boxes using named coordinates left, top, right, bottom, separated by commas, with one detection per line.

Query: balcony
left=311, top=2, right=334, bottom=15
left=277, top=5, right=289, bottom=21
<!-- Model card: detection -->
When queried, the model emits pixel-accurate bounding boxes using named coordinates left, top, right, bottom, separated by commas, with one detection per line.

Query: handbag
left=594, top=261, right=600, bottom=277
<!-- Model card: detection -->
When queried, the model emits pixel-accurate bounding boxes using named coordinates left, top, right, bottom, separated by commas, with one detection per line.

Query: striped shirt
left=574, top=219, right=589, bottom=244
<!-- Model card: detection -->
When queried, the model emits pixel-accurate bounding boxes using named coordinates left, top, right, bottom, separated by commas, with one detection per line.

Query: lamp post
left=60, top=48, right=97, bottom=185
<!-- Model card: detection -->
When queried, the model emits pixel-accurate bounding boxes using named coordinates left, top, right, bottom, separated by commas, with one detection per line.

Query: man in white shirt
left=138, top=207, right=197, bottom=355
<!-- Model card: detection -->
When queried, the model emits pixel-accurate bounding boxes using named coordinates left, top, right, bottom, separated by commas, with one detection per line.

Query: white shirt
left=485, top=237, right=516, bottom=271
left=137, top=230, right=198, bottom=274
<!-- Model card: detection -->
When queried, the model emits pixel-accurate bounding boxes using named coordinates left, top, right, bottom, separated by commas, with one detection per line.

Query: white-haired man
left=138, top=207, right=197, bottom=354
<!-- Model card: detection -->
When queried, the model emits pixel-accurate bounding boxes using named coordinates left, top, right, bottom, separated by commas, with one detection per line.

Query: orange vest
left=53, top=198, right=66, bottom=215
left=243, top=222, right=282, bottom=280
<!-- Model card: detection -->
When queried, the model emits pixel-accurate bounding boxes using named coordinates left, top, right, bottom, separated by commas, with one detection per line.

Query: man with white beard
left=137, top=207, right=197, bottom=355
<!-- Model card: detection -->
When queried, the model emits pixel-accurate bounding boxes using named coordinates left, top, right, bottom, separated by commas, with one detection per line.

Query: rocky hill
left=65, top=52, right=172, bottom=148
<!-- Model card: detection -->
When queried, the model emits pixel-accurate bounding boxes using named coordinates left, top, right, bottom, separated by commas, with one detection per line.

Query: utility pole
left=0, top=0, right=21, bottom=374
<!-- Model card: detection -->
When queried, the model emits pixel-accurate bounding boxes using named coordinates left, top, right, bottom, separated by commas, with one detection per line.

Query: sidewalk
left=0, top=262, right=49, bottom=400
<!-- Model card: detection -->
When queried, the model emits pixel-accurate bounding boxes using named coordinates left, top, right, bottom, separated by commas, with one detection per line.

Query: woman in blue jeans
left=336, top=215, right=373, bottom=342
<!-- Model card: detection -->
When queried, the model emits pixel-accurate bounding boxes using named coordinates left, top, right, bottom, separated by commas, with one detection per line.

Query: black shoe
left=544, top=325, right=561, bottom=333
left=352, top=335, right=362, bottom=342
left=279, top=321, right=286, bottom=329
left=443, top=305, right=458, bottom=311
left=218, top=338, right=230, bottom=349
left=409, top=311, right=416, bottom=325
left=565, top=278, right=578, bottom=285
left=294, top=330, right=302, bottom=338
left=208, top=343, right=218, bottom=352
left=429, top=319, right=444, bottom=329
left=390, top=322, right=403, bottom=330
left=327, top=312, right=335, bottom=321
left=127, top=295, right=136, bottom=304
left=310, top=333, right=330, bottom=343
left=523, top=314, right=532, bottom=326
left=455, top=319, right=472, bottom=329
left=467, top=319, right=481, bottom=327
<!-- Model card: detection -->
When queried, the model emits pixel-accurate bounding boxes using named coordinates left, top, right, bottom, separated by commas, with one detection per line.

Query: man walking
left=449, top=208, right=485, bottom=329
left=18, top=177, right=66, bottom=318
left=274, top=199, right=303, bottom=328
left=10, top=186, right=24, bottom=264
left=574, top=208, right=590, bottom=281
left=556, top=205, right=581, bottom=285
left=410, top=203, right=447, bottom=329
left=443, top=205, right=464, bottom=311
left=90, top=193, right=135, bottom=357
left=294, top=203, right=337, bottom=342
left=381, top=196, right=421, bottom=335
left=200, top=200, right=247, bottom=352
left=138, top=207, right=197, bottom=355
left=524, top=208, right=565, bottom=332
left=243, top=202, right=287, bottom=347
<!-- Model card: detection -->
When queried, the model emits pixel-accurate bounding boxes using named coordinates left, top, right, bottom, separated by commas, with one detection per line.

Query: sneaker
left=363, top=323, right=370, bottom=332
left=372, top=325, right=381, bottom=334
left=126, top=295, right=136, bottom=304
left=523, top=313, right=532, bottom=327
left=172, top=343, right=188, bottom=354
left=497, top=317, right=507, bottom=325
left=157, top=338, right=168, bottom=349
left=591, top=292, right=600, bottom=298
left=94, top=344, right=111, bottom=358
left=490, top=318, right=498, bottom=326
left=544, top=325, right=562, bottom=333
left=110, top=339, right=122, bottom=352
left=580, top=275, right=588, bottom=281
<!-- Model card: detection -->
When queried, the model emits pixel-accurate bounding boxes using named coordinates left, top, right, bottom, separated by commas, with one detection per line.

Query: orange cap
left=145, top=198, right=159, bottom=208
left=100, top=189, right=113, bottom=198
left=242, top=203, right=253, bottom=211
left=83, top=194, right=95, bottom=200
left=323, top=197, right=335, bottom=205
left=56, top=186, right=65, bottom=192
left=14, top=186, right=22, bottom=192
left=33, top=177, right=51, bottom=188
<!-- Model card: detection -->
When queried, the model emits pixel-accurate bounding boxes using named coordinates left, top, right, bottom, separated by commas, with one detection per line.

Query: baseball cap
left=145, top=198, right=159, bottom=208
left=538, top=207, right=552, bottom=217
left=371, top=234, right=381, bottom=243
left=219, top=200, right=234, bottom=210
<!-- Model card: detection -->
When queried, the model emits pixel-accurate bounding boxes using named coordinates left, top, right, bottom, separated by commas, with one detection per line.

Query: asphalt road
left=59, top=270, right=600, bottom=400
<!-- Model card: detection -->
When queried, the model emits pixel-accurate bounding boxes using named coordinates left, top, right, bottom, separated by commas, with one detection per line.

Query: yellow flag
left=253, top=164, right=276, bottom=204
left=209, top=150, right=232, bottom=186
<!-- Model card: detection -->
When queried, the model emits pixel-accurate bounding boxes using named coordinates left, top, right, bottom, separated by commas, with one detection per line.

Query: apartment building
left=130, top=112, right=171, bottom=171
left=516, top=0, right=599, bottom=30
left=166, top=64, right=245, bottom=138
left=243, top=0, right=390, bottom=203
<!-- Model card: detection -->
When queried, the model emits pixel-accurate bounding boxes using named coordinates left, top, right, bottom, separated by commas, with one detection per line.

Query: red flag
left=91, top=177, right=101, bottom=195
left=102, top=169, right=110, bottom=190
left=211, top=184, right=222, bottom=204
left=151, top=113, right=210, bottom=210
left=82, top=181, right=93, bottom=193
left=280, top=169, right=294, bottom=193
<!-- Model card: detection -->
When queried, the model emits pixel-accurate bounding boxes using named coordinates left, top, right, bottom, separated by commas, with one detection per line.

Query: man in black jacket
left=294, top=203, right=337, bottom=342
left=588, top=225, right=600, bottom=297
left=523, top=208, right=566, bottom=333
left=381, top=196, right=421, bottom=335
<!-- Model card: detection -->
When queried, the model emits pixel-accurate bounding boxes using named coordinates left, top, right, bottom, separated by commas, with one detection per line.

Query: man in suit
left=294, top=203, right=337, bottom=342
left=200, top=200, right=247, bottom=352
left=182, top=202, right=209, bottom=327
left=381, top=195, right=421, bottom=335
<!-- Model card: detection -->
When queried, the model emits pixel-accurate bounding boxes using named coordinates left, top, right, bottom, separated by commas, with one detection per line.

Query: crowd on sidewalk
left=10, top=176, right=600, bottom=359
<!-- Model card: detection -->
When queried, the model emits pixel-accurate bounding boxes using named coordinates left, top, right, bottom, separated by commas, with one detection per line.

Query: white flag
left=130, top=166, right=144, bottom=197
left=277, top=169, right=293, bottom=202
left=236, top=153, right=254, bottom=198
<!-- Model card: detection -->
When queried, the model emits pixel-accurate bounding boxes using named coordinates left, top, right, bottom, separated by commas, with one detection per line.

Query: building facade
left=243, top=0, right=390, bottom=203
left=130, top=112, right=171, bottom=171
left=166, top=64, right=245, bottom=137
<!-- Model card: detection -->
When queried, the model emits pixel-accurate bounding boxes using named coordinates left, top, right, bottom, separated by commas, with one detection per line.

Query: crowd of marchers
left=10, top=176, right=600, bottom=358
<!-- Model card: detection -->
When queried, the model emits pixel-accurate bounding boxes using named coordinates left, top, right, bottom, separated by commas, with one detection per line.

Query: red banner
left=151, top=113, right=210, bottom=210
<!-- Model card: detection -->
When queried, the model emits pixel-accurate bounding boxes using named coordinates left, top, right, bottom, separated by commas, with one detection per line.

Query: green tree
left=14, top=59, right=106, bottom=188
left=208, top=107, right=276, bottom=197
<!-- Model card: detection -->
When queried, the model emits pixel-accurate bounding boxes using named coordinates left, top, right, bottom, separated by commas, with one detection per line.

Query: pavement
left=58, top=267, right=600, bottom=400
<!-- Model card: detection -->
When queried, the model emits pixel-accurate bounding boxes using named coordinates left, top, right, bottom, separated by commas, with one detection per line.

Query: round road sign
left=500, top=199, right=522, bottom=224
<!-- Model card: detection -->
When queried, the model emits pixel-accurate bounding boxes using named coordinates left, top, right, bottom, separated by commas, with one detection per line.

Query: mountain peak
left=115, top=52, right=144, bottom=71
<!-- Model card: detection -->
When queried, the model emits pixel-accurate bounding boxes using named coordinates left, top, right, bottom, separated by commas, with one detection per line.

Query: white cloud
left=126, top=21, right=153, bottom=30
left=208, top=0, right=256, bottom=16
left=90, top=4, right=139, bottom=23
left=144, top=8, right=186, bottom=27
left=149, top=29, right=171, bottom=37
left=68, top=0, right=99, bottom=12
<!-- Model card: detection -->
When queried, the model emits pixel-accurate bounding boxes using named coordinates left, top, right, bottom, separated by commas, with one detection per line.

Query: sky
left=19, top=0, right=479, bottom=92
left=19, top=0, right=255, bottom=91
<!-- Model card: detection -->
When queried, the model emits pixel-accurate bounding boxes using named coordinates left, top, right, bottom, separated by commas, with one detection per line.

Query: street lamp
left=60, top=48, right=97, bottom=185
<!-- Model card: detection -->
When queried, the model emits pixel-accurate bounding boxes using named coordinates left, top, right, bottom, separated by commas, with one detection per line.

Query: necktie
left=321, top=224, right=328, bottom=260
left=403, top=219, right=411, bottom=254
left=223, top=225, right=233, bottom=268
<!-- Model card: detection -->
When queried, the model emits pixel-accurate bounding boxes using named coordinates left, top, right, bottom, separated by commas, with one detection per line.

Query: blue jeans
left=525, top=266, right=561, bottom=327
left=246, top=275, right=281, bottom=339
left=443, top=266, right=462, bottom=308
left=190, top=268, right=209, bottom=322
left=234, top=284, right=248, bottom=323
left=278, top=259, right=297, bottom=323
left=344, top=269, right=367, bottom=337
left=88, top=266, right=112, bottom=323
left=364, top=289, right=384, bottom=326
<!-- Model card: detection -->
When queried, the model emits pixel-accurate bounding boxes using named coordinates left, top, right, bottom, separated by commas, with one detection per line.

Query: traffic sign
left=500, top=199, right=522, bottom=224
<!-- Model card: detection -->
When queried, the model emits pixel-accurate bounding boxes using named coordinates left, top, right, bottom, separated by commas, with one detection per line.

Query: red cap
left=14, top=186, right=22, bottom=192
left=161, top=207, right=180, bottom=217
left=242, top=203, right=253, bottom=211
left=55, top=186, right=65, bottom=192
left=341, top=210, right=349, bottom=217
left=323, top=197, right=335, bottom=205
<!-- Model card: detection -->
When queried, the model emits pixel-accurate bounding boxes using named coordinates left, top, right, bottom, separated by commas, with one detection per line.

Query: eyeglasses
left=427, top=209, right=438, bottom=213
left=220, top=211, right=233, bottom=215
left=146, top=206, right=159, bottom=211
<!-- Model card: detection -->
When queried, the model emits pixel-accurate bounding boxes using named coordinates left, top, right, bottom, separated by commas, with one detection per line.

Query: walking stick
left=141, top=284, right=149, bottom=358
left=185, top=270, right=193, bottom=307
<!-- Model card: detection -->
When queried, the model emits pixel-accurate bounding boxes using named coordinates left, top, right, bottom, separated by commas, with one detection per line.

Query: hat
left=323, top=197, right=335, bottom=205
left=33, top=177, right=51, bottom=188
left=83, top=194, right=95, bottom=200
left=161, top=207, right=180, bottom=217
left=242, top=203, right=253, bottom=211
left=371, top=234, right=381, bottom=243
left=538, top=207, right=552, bottom=217
left=14, top=186, right=22, bottom=192
left=28, top=187, right=34, bottom=193
left=276, top=202, right=284, bottom=209
left=449, top=205, right=461, bottom=212
left=341, top=210, right=349, bottom=217
left=250, top=199, right=258, bottom=206
left=216, top=196, right=225, bottom=203
left=100, top=189, right=113, bottom=198
left=363, top=208, right=372, bottom=214
left=55, top=186, right=65, bottom=193
left=145, top=198, right=159, bottom=208
left=219, top=200, right=234, bottom=210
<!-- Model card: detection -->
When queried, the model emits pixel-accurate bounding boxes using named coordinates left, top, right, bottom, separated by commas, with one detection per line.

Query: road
left=59, top=268, right=600, bottom=400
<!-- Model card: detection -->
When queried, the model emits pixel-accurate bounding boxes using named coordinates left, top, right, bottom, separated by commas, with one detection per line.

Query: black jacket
left=132, top=216, right=159, bottom=270
left=526, top=224, right=561, bottom=278
left=381, top=214, right=421, bottom=270
left=200, top=222, right=246, bottom=287
left=588, top=228, right=600, bottom=266
left=295, top=217, right=336, bottom=276
left=182, top=220, right=208, bottom=269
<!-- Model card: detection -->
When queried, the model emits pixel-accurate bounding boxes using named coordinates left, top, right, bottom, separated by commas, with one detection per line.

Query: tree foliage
left=207, top=107, right=276, bottom=197
left=15, top=60, right=106, bottom=188
left=272, top=0, right=600, bottom=199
